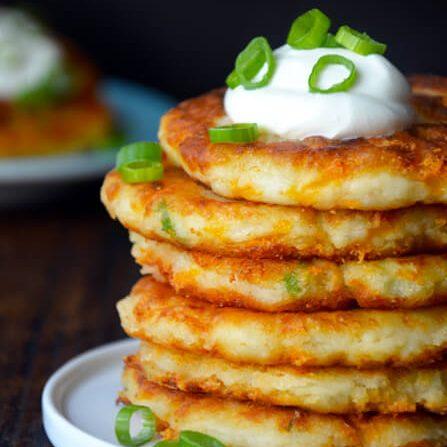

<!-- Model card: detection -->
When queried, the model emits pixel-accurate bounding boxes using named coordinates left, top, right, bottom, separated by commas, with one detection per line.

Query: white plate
left=0, top=79, right=175, bottom=206
left=42, top=338, right=159, bottom=447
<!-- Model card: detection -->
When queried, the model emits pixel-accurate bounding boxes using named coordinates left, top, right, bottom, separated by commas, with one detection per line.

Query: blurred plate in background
left=0, top=79, right=175, bottom=207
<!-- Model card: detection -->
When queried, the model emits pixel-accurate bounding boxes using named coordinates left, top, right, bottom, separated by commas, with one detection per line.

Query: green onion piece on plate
left=287, top=8, right=331, bottom=49
left=118, top=160, right=163, bottom=183
left=323, top=33, right=342, bottom=48
left=209, top=123, right=258, bottom=143
left=335, top=25, right=387, bottom=55
left=115, top=404, right=156, bottom=447
left=179, top=431, right=226, bottom=447
left=227, top=36, right=276, bottom=90
left=308, top=54, right=357, bottom=94
left=116, top=142, right=162, bottom=168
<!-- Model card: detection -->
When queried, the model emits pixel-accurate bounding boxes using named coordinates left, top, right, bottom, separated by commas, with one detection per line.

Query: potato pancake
left=159, top=78, right=447, bottom=210
left=410, top=75, right=447, bottom=124
left=101, top=168, right=447, bottom=260
left=117, top=277, right=447, bottom=368
left=132, top=235, right=447, bottom=311
left=0, top=95, right=112, bottom=157
left=122, top=359, right=447, bottom=447
left=137, top=341, right=447, bottom=414
left=0, top=44, right=113, bottom=157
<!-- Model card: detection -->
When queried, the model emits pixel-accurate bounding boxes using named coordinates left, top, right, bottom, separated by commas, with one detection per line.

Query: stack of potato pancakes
left=101, top=75, right=447, bottom=447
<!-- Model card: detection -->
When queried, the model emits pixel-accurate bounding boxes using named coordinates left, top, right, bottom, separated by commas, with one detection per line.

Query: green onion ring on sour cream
left=224, top=44, right=414, bottom=140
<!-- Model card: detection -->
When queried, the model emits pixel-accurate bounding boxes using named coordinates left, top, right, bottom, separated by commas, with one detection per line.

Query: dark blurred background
left=9, top=0, right=447, bottom=99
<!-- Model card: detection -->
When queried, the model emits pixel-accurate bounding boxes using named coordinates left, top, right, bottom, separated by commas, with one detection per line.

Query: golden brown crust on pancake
left=159, top=81, right=447, bottom=210
left=122, top=360, right=447, bottom=447
left=0, top=42, right=113, bottom=157
left=410, top=75, right=447, bottom=99
left=101, top=168, right=447, bottom=260
left=410, top=75, right=447, bottom=125
left=132, top=235, right=447, bottom=311
left=136, top=341, right=447, bottom=414
left=117, top=277, right=447, bottom=368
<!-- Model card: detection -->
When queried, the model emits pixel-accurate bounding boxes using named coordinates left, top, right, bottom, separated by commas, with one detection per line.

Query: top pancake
left=160, top=75, right=447, bottom=210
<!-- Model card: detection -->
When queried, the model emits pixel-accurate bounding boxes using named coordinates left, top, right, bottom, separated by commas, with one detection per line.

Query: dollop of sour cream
left=0, top=8, right=62, bottom=100
left=224, top=45, right=415, bottom=140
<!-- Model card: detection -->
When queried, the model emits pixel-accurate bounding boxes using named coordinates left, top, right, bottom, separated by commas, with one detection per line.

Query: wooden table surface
left=0, top=182, right=139, bottom=446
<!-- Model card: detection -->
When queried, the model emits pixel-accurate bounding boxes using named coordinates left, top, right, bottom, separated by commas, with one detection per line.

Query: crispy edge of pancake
left=122, top=358, right=447, bottom=447
left=101, top=168, right=447, bottom=261
left=158, top=85, right=447, bottom=210
left=0, top=41, right=113, bottom=157
left=132, top=235, right=447, bottom=311
left=117, top=277, right=447, bottom=368
left=409, top=75, right=447, bottom=125
left=137, top=341, right=447, bottom=414
left=410, top=75, right=447, bottom=101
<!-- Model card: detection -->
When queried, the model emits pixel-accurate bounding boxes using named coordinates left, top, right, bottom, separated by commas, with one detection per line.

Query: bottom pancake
left=136, top=342, right=447, bottom=414
left=122, top=359, right=447, bottom=447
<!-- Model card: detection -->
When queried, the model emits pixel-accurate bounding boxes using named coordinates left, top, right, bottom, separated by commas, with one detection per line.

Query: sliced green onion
left=116, top=142, right=162, bottom=168
left=323, top=33, right=342, bottom=48
left=158, top=200, right=177, bottom=237
left=225, top=70, right=242, bottom=89
left=118, top=160, right=163, bottom=183
left=116, top=142, right=163, bottom=183
left=99, top=130, right=126, bottom=150
left=287, top=8, right=331, bottom=49
left=335, top=25, right=387, bottom=55
left=226, top=36, right=276, bottom=90
left=226, top=39, right=271, bottom=89
left=15, top=63, right=73, bottom=108
left=284, top=272, right=302, bottom=297
left=115, top=405, right=156, bottom=447
left=308, top=54, right=357, bottom=94
left=154, top=441, right=180, bottom=447
left=209, top=123, right=258, bottom=144
left=179, top=431, right=226, bottom=447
